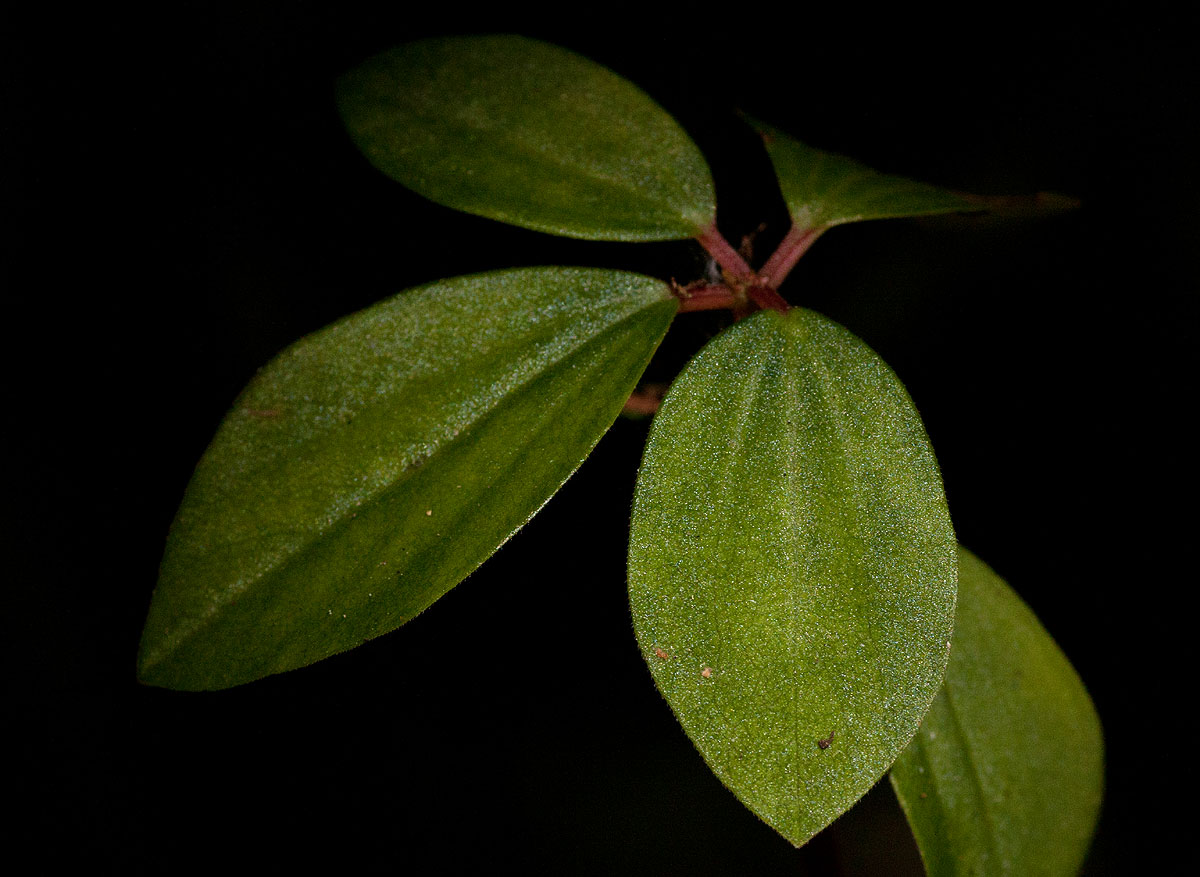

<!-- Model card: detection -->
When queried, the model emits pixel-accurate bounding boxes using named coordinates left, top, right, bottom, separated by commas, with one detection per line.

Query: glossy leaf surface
left=889, top=548, right=1103, bottom=876
left=140, top=268, right=677, bottom=690
left=628, top=308, right=957, bottom=846
left=747, top=115, right=976, bottom=231
left=337, top=35, right=716, bottom=241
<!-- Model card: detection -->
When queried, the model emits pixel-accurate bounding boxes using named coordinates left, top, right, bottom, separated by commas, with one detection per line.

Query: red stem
left=675, top=283, right=740, bottom=312
left=758, top=223, right=824, bottom=288
left=748, top=285, right=790, bottom=314
left=695, top=224, right=756, bottom=282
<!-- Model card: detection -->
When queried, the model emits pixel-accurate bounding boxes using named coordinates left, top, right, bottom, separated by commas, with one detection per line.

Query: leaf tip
left=135, top=633, right=183, bottom=690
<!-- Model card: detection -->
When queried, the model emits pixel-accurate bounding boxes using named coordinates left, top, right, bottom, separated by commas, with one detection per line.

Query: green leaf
left=627, top=308, right=957, bottom=846
left=746, top=115, right=977, bottom=231
left=889, top=548, right=1103, bottom=876
left=140, top=267, right=677, bottom=690
left=337, top=35, right=716, bottom=241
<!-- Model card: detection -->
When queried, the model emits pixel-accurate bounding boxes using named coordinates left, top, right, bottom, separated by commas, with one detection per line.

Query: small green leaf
left=746, top=115, right=976, bottom=231
left=889, top=548, right=1104, bottom=876
left=337, top=35, right=716, bottom=241
left=628, top=308, right=957, bottom=846
left=140, top=268, right=677, bottom=690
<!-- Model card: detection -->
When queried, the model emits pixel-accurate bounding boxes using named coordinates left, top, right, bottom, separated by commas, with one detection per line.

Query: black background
left=10, top=6, right=1194, bottom=873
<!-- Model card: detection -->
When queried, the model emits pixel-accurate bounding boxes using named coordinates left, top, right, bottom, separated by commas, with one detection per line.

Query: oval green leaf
left=889, top=547, right=1104, bottom=876
left=337, top=35, right=716, bottom=241
left=139, top=267, right=677, bottom=690
left=746, top=115, right=977, bottom=231
left=628, top=308, right=957, bottom=846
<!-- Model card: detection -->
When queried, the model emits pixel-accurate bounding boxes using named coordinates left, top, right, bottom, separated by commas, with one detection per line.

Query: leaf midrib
left=942, top=680, right=1004, bottom=873
left=804, top=330, right=883, bottom=835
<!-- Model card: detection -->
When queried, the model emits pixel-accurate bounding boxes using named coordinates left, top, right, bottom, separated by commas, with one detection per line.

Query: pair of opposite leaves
left=139, top=35, right=1101, bottom=872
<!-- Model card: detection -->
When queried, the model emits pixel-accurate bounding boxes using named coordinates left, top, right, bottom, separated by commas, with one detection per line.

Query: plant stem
left=675, top=283, right=740, bottom=312
left=696, top=224, right=756, bottom=282
left=747, top=284, right=790, bottom=314
left=758, top=223, right=824, bottom=288
left=694, top=224, right=790, bottom=314
left=690, top=225, right=801, bottom=315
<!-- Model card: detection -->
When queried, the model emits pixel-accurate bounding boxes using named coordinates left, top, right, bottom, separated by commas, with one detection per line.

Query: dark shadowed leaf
left=628, top=308, right=957, bottom=846
left=140, top=268, right=676, bottom=690
left=889, top=547, right=1103, bottom=876
left=337, top=35, right=716, bottom=241
left=746, top=115, right=977, bottom=231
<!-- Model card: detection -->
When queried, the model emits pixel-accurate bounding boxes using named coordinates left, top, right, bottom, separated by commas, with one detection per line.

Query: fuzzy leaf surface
left=889, top=548, right=1104, bottom=876
left=337, top=35, right=716, bottom=241
left=628, top=308, right=957, bottom=846
left=140, top=268, right=676, bottom=690
left=747, top=115, right=976, bottom=231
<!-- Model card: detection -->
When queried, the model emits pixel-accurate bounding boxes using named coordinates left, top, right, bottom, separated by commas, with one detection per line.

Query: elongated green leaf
left=747, top=115, right=976, bottom=231
left=628, top=308, right=957, bottom=846
left=889, top=548, right=1103, bottom=876
left=337, top=36, right=716, bottom=241
left=140, top=268, right=677, bottom=690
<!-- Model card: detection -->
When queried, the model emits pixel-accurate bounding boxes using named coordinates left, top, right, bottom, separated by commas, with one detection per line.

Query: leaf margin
left=139, top=266, right=679, bottom=690
left=744, top=112, right=979, bottom=232
left=336, top=34, right=718, bottom=242
left=889, top=545, right=1105, bottom=876
left=627, top=306, right=958, bottom=847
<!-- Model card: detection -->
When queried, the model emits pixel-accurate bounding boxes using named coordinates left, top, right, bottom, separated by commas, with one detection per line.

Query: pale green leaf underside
left=746, top=115, right=977, bottom=231
left=140, top=268, right=677, bottom=690
left=889, top=548, right=1104, bottom=876
left=628, top=308, right=957, bottom=847
left=337, top=35, right=716, bottom=241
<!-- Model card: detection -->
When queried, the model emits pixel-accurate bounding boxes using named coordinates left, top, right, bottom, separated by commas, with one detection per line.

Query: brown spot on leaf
left=817, top=731, right=835, bottom=750
left=700, top=666, right=713, bottom=679
left=653, top=647, right=670, bottom=660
